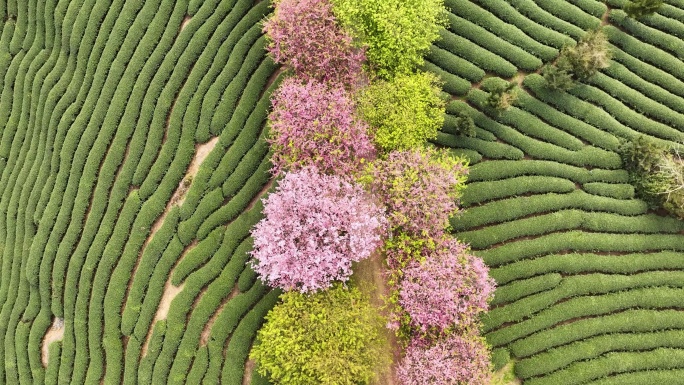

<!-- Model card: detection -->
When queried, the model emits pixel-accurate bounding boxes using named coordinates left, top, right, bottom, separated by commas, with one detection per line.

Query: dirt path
left=135, top=136, right=221, bottom=356
left=491, top=362, right=521, bottom=385
left=352, top=252, right=399, bottom=385
left=242, top=359, right=256, bottom=385
left=140, top=282, right=186, bottom=357
left=41, top=317, right=64, bottom=367
left=200, top=284, right=240, bottom=346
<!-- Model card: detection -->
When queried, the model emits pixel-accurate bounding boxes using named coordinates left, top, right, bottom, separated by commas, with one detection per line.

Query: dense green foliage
left=619, top=136, right=684, bottom=218
left=422, top=1, right=684, bottom=384
left=625, top=0, right=664, bottom=18
left=357, top=72, right=446, bottom=152
left=2, top=0, right=684, bottom=384
left=250, top=285, right=386, bottom=385
left=331, top=0, right=448, bottom=78
left=543, top=28, right=612, bottom=90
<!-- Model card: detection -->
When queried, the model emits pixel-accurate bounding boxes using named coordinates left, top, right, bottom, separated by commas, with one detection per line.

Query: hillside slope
left=1, top=0, right=684, bottom=384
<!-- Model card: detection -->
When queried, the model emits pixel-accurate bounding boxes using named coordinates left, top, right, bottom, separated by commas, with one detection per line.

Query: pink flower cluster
left=250, top=167, right=386, bottom=293
left=397, top=334, right=492, bottom=385
left=368, top=148, right=468, bottom=238
left=399, top=238, right=495, bottom=339
left=268, top=78, right=376, bottom=176
left=263, top=0, right=366, bottom=87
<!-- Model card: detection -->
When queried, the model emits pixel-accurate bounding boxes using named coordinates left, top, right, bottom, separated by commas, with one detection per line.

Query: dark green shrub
left=487, top=81, right=519, bottom=111
left=625, top=0, right=664, bottom=19
left=541, top=57, right=576, bottom=91
left=619, top=136, right=684, bottom=218
left=448, top=111, right=477, bottom=137
left=544, top=28, right=611, bottom=89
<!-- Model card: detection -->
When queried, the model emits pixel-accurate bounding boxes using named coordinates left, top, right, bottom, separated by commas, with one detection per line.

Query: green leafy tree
left=250, top=284, right=388, bottom=385
left=619, top=136, right=684, bottom=219
left=541, top=56, right=575, bottom=91
left=625, top=0, right=664, bottom=19
left=331, top=0, right=448, bottom=79
left=357, top=72, right=446, bottom=152
left=566, top=29, right=612, bottom=81
left=453, top=111, right=477, bottom=137
left=544, top=29, right=611, bottom=90
left=486, top=82, right=519, bottom=111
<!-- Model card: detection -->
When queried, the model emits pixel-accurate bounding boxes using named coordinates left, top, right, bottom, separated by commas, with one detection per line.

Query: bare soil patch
left=200, top=284, right=241, bottom=346
left=42, top=317, right=64, bottom=367
left=140, top=281, right=185, bottom=358
left=180, top=15, right=192, bottom=33
left=243, top=359, right=256, bottom=385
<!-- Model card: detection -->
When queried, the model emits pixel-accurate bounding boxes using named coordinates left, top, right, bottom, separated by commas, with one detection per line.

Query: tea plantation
left=0, top=0, right=683, bottom=384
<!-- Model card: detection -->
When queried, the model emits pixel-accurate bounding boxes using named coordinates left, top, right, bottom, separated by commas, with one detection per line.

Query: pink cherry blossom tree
left=263, top=0, right=366, bottom=87
left=250, top=167, right=387, bottom=293
left=268, top=78, right=376, bottom=176
left=397, top=333, right=492, bottom=385
left=365, top=147, right=468, bottom=239
left=398, top=237, right=495, bottom=341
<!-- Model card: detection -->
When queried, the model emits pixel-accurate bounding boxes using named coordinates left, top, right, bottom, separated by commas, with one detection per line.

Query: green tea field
left=0, top=0, right=683, bottom=384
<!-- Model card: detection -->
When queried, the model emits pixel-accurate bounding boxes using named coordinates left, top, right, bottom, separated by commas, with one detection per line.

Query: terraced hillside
left=2, top=0, right=684, bottom=384
left=0, top=0, right=280, bottom=383
left=429, top=0, right=684, bottom=383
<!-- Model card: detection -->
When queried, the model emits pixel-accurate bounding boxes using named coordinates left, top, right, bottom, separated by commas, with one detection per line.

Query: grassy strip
left=467, top=160, right=629, bottom=183
left=485, top=271, right=684, bottom=330
left=491, top=251, right=684, bottom=285
left=582, top=182, right=634, bottom=199
left=531, top=0, right=601, bottom=30
left=446, top=13, right=543, bottom=71
left=604, top=25, right=684, bottom=83
left=509, top=308, right=684, bottom=357
left=486, top=286, right=684, bottom=347
left=586, top=369, right=684, bottom=385
left=461, top=210, right=684, bottom=249
left=568, top=79, right=684, bottom=143
left=455, top=194, right=645, bottom=232
left=611, top=47, right=684, bottom=100
left=461, top=176, right=576, bottom=206
left=517, top=330, right=684, bottom=378
left=524, top=348, right=684, bottom=385
left=467, top=89, right=622, bottom=169
left=468, top=0, right=575, bottom=48
left=491, top=273, right=562, bottom=305
left=479, top=231, right=684, bottom=266
left=434, top=29, right=518, bottom=78
left=523, top=74, right=677, bottom=148
left=610, top=9, right=684, bottom=60
left=515, top=92, right=620, bottom=151
left=444, top=0, right=558, bottom=60
left=425, top=45, right=486, bottom=83
left=422, top=61, right=471, bottom=96
left=601, top=61, right=684, bottom=116
left=434, top=132, right=524, bottom=160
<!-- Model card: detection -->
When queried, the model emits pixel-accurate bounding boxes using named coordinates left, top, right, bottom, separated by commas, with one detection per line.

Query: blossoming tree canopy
left=250, top=167, right=387, bottom=293
left=268, top=78, right=376, bottom=176
left=399, top=237, right=495, bottom=338
left=397, top=333, right=492, bottom=385
left=366, top=147, right=468, bottom=238
left=263, top=0, right=366, bottom=86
